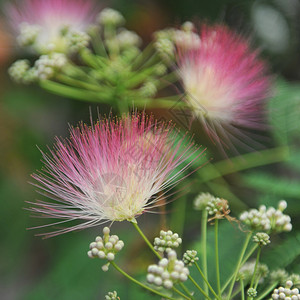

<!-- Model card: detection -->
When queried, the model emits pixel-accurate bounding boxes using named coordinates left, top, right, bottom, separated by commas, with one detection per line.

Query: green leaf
left=269, top=79, right=300, bottom=145
left=243, top=172, right=300, bottom=199
left=261, top=232, right=300, bottom=271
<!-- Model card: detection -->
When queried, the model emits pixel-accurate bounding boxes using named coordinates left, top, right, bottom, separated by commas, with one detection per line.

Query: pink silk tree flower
left=176, top=24, right=271, bottom=148
left=30, top=113, right=204, bottom=237
left=7, top=0, right=96, bottom=53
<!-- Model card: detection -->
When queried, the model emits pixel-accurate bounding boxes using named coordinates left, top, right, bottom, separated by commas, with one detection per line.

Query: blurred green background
left=1, top=0, right=300, bottom=299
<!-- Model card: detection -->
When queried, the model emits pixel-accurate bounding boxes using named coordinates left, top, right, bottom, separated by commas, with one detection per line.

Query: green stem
left=110, top=261, right=177, bottom=300
left=188, top=275, right=211, bottom=300
left=231, top=283, right=243, bottom=299
left=125, top=64, right=165, bottom=88
left=172, top=286, right=191, bottom=300
left=201, top=210, right=208, bottom=295
left=140, top=52, right=160, bottom=69
left=130, top=220, right=161, bottom=259
left=179, top=283, right=195, bottom=300
left=226, top=231, right=253, bottom=300
left=241, top=280, right=245, bottom=300
left=132, top=42, right=157, bottom=70
left=39, top=80, right=104, bottom=102
left=256, top=282, right=278, bottom=300
left=131, top=220, right=194, bottom=299
left=116, top=98, right=129, bottom=114
left=248, top=247, right=262, bottom=300
left=133, top=97, right=188, bottom=109
left=56, top=74, right=104, bottom=93
left=221, top=244, right=258, bottom=294
left=215, top=219, right=221, bottom=297
left=157, top=71, right=178, bottom=89
left=195, top=262, right=220, bottom=300
left=89, top=28, right=108, bottom=57
left=80, top=49, right=103, bottom=69
left=199, top=147, right=289, bottom=184
left=242, top=244, right=258, bottom=266
left=254, top=278, right=259, bottom=290
left=250, top=247, right=261, bottom=288
left=170, top=197, right=186, bottom=248
left=66, top=66, right=100, bottom=85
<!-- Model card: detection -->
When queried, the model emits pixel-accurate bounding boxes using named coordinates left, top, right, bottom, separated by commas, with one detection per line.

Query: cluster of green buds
left=240, top=201, right=292, bottom=232
left=96, top=8, right=141, bottom=53
left=16, top=22, right=90, bottom=55
left=82, top=8, right=168, bottom=105
left=67, top=31, right=91, bottom=53
left=270, top=271, right=300, bottom=287
left=9, top=7, right=171, bottom=113
left=153, top=230, right=182, bottom=253
left=34, top=53, right=68, bottom=80
left=194, top=192, right=231, bottom=221
left=272, top=280, right=300, bottom=299
left=237, top=261, right=269, bottom=283
left=11, top=10, right=91, bottom=81
left=9, top=53, right=68, bottom=83
left=8, top=59, right=35, bottom=84
left=289, top=275, right=300, bottom=288
left=154, top=31, right=175, bottom=61
left=194, top=192, right=216, bottom=211
left=270, top=269, right=290, bottom=285
left=247, top=287, right=257, bottom=298
left=146, top=250, right=189, bottom=289
left=206, top=196, right=229, bottom=216
left=17, top=22, right=41, bottom=47
left=115, top=29, right=142, bottom=49
left=253, top=232, right=271, bottom=246
left=154, top=21, right=200, bottom=62
left=87, top=227, right=124, bottom=271
left=105, top=291, right=119, bottom=300
left=98, top=8, right=125, bottom=27
left=183, top=250, right=199, bottom=266
left=10, top=7, right=171, bottom=112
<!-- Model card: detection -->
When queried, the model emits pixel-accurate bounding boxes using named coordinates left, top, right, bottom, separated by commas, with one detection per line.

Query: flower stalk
left=201, top=209, right=208, bottom=295
left=215, top=219, right=221, bottom=297
left=250, top=247, right=262, bottom=289
left=226, top=231, right=253, bottom=300
left=131, top=220, right=162, bottom=260
left=111, top=261, right=177, bottom=300
left=195, top=262, right=220, bottom=300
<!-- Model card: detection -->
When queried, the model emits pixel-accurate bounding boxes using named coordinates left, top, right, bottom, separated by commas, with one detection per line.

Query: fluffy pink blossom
left=176, top=24, right=271, bottom=146
left=7, top=0, right=96, bottom=53
left=30, top=113, right=204, bottom=237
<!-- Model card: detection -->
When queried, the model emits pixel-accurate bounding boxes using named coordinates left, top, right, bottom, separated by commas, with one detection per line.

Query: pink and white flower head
left=7, top=0, right=96, bottom=54
left=176, top=24, right=271, bottom=148
left=30, top=113, right=204, bottom=237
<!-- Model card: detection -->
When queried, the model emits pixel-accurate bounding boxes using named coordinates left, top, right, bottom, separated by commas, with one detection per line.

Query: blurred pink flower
left=7, top=0, right=96, bottom=53
left=176, top=24, right=271, bottom=148
left=30, top=113, right=204, bottom=237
